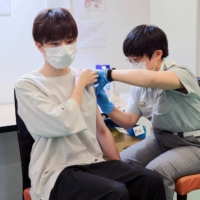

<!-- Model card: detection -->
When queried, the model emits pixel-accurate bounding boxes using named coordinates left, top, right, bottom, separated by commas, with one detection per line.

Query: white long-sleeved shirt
left=15, top=68, right=104, bottom=200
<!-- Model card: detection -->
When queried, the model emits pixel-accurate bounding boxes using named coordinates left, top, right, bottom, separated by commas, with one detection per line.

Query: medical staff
left=96, top=24, right=200, bottom=200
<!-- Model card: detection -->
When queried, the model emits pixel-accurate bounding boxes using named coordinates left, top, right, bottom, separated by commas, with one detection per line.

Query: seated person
left=96, top=24, right=200, bottom=200
left=15, top=8, right=166, bottom=200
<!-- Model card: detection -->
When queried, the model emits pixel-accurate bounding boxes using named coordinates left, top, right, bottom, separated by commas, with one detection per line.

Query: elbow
left=97, top=128, right=107, bottom=136
left=122, top=113, right=137, bottom=130
left=96, top=126, right=109, bottom=140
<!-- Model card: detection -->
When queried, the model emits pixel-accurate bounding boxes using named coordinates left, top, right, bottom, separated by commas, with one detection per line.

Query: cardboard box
left=115, top=138, right=141, bottom=152
left=103, top=129, right=142, bottom=160
left=113, top=132, right=141, bottom=152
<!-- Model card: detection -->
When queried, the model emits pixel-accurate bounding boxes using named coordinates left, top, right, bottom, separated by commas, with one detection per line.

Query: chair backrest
left=14, top=90, right=34, bottom=191
left=197, top=77, right=200, bottom=86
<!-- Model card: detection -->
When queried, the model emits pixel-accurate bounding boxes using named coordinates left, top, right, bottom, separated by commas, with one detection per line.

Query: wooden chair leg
left=177, top=194, right=187, bottom=200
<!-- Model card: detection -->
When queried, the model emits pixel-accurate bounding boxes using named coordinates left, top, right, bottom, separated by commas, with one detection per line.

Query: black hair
left=123, top=25, right=169, bottom=59
left=32, top=8, right=78, bottom=44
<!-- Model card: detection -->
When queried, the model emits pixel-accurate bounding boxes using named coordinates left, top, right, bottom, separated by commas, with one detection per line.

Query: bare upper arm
left=96, top=105, right=108, bottom=135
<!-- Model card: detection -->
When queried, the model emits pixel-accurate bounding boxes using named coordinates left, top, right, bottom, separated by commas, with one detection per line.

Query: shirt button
left=95, top=159, right=98, bottom=162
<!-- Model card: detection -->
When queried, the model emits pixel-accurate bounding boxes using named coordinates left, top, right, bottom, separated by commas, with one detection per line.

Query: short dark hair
left=32, top=8, right=78, bottom=44
left=123, top=25, right=169, bottom=59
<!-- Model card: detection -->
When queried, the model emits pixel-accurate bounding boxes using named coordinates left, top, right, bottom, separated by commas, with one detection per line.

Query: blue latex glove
left=97, top=89, right=114, bottom=114
left=95, top=70, right=110, bottom=95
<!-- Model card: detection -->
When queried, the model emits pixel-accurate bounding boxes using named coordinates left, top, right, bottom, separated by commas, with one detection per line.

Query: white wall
left=0, top=0, right=199, bottom=102
left=0, top=0, right=150, bottom=104
left=0, top=0, right=45, bottom=104
left=150, top=0, right=199, bottom=75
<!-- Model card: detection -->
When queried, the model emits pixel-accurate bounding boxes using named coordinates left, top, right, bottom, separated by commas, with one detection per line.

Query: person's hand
left=95, top=70, right=110, bottom=95
left=75, top=69, right=98, bottom=86
left=97, top=89, right=114, bottom=114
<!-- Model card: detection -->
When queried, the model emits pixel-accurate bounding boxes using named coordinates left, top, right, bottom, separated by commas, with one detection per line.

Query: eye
left=50, top=42, right=58, bottom=45
left=128, top=57, right=138, bottom=64
left=133, top=59, right=139, bottom=63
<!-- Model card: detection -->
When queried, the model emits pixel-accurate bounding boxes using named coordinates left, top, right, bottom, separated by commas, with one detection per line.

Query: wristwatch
left=106, top=68, right=116, bottom=82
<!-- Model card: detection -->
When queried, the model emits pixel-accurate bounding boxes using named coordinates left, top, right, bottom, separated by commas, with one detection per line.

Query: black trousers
left=49, top=160, right=166, bottom=200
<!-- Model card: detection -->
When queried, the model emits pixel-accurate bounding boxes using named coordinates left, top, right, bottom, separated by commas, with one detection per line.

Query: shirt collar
left=159, top=59, right=176, bottom=71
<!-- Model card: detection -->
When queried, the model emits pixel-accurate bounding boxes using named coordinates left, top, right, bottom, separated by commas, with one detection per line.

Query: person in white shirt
left=15, top=9, right=166, bottom=200
left=96, top=24, right=200, bottom=200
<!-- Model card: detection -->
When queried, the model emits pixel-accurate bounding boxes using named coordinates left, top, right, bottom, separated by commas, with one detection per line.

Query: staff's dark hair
left=123, top=25, right=169, bottom=59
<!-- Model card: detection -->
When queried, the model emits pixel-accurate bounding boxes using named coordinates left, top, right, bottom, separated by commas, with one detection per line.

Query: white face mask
left=43, top=43, right=77, bottom=69
left=130, top=60, right=158, bottom=71
left=130, top=62, right=146, bottom=70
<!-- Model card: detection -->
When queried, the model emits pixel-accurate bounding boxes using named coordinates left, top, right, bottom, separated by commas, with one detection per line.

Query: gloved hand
left=95, top=70, right=110, bottom=95
left=97, top=89, right=114, bottom=114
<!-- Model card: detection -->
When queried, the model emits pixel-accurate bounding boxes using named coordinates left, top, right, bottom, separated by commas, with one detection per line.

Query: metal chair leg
left=177, top=194, right=187, bottom=200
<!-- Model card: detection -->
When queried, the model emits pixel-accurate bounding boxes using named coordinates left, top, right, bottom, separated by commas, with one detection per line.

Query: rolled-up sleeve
left=169, top=66, right=199, bottom=96
left=15, top=79, right=87, bottom=138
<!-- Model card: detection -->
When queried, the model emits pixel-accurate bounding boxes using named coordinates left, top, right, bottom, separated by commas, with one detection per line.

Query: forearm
left=108, top=106, right=138, bottom=130
left=96, top=105, right=120, bottom=160
left=97, top=129, right=121, bottom=160
left=111, top=69, right=183, bottom=90
left=71, top=80, right=85, bottom=108
left=111, top=69, right=154, bottom=88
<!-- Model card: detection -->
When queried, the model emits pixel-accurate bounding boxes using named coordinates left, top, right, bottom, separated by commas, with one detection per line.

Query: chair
left=175, top=174, right=200, bottom=200
left=14, top=91, right=33, bottom=200
left=197, top=77, right=200, bottom=86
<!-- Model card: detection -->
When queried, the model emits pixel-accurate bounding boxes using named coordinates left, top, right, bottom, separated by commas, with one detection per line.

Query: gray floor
left=173, top=190, right=200, bottom=200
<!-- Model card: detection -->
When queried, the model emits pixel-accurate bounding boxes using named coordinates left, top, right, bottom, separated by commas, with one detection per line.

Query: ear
left=154, top=50, right=163, bottom=60
left=35, top=42, right=45, bottom=54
